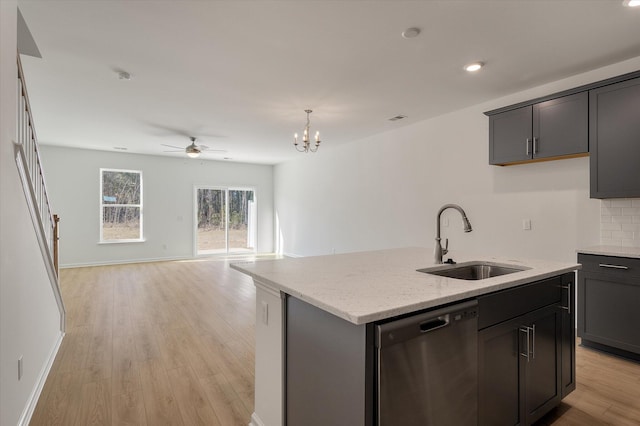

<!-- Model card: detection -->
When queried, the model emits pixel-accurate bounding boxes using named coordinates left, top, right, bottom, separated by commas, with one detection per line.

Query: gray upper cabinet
left=489, top=92, right=588, bottom=165
left=589, top=77, right=640, bottom=198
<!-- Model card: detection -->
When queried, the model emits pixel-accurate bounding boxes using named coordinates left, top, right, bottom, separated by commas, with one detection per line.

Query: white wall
left=1, top=4, right=63, bottom=425
left=39, top=146, right=274, bottom=267
left=275, top=56, right=640, bottom=264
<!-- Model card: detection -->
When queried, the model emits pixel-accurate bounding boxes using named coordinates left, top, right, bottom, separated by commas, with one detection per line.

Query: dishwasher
left=376, top=299, right=478, bottom=426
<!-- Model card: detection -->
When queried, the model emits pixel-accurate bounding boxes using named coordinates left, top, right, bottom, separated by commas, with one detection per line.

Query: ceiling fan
left=161, top=136, right=226, bottom=158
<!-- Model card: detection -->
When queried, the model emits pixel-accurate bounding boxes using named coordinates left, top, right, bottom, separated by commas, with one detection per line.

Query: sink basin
left=417, top=262, right=528, bottom=280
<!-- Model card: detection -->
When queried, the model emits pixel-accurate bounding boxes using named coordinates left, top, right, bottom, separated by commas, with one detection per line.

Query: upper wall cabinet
left=589, top=77, right=640, bottom=199
left=488, top=92, right=588, bottom=166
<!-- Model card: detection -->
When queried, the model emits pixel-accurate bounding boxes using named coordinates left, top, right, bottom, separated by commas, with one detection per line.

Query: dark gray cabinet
left=589, top=77, right=640, bottom=198
left=577, top=254, right=640, bottom=360
left=478, top=274, right=573, bottom=426
left=488, top=92, right=588, bottom=165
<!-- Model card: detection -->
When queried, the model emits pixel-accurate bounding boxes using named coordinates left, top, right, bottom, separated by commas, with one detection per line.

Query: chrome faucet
left=435, top=204, right=473, bottom=264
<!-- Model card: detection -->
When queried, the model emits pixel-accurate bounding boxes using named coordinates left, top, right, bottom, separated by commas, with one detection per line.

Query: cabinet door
left=522, top=305, right=562, bottom=425
left=560, top=274, right=576, bottom=398
left=533, top=92, right=588, bottom=159
left=590, top=77, right=640, bottom=198
left=478, top=318, right=522, bottom=426
left=489, top=106, right=532, bottom=165
left=479, top=304, right=562, bottom=426
left=577, top=271, right=640, bottom=355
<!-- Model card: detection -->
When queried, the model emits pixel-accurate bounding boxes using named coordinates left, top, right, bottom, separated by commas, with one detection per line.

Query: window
left=100, top=168, right=143, bottom=242
left=195, top=187, right=256, bottom=254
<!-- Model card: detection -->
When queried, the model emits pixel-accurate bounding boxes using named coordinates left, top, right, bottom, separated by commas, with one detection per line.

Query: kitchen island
left=231, top=247, right=579, bottom=426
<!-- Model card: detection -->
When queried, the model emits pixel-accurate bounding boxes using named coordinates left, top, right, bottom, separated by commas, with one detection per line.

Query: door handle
left=532, top=137, right=538, bottom=155
left=526, top=138, right=531, bottom=156
left=531, top=324, right=536, bottom=360
left=519, top=326, right=531, bottom=362
left=560, top=283, right=572, bottom=314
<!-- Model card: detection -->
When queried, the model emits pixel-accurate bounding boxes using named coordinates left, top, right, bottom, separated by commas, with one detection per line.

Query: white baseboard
left=17, top=331, right=65, bottom=426
left=60, top=252, right=279, bottom=269
left=283, top=252, right=303, bottom=258
left=249, top=412, right=266, bottom=426
left=59, top=255, right=194, bottom=269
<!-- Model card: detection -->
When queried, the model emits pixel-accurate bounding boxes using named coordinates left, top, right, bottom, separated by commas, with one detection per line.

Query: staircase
left=14, top=53, right=65, bottom=332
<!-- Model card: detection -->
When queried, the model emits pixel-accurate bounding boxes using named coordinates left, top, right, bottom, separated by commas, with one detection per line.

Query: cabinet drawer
left=478, top=276, right=563, bottom=330
left=578, top=254, right=640, bottom=279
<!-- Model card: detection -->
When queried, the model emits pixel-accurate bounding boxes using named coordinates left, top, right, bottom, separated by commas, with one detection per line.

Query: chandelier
left=294, top=109, right=321, bottom=153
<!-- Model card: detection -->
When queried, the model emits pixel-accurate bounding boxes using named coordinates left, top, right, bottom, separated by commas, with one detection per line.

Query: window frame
left=99, top=168, right=144, bottom=243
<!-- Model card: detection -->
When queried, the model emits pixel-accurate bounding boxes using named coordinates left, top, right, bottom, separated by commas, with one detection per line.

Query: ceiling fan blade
left=162, top=150, right=183, bottom=153
left=199, top=146, right=227, bottom=153
left=161, top=144, right=185, bottom=150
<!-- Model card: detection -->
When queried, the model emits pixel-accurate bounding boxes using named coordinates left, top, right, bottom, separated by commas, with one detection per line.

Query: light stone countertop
left=231, top=247, right=579, bottom=325
left=577, top=245, right=640, bottom=259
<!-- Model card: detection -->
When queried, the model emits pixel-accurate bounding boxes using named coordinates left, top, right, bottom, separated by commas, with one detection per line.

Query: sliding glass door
left=195, top=187, right=256, bottom=255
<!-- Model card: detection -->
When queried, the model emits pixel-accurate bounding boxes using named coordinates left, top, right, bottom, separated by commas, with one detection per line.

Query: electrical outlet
left=18, top=356, right=23, bottom=380
left=523, top=219, right=532, bottom=231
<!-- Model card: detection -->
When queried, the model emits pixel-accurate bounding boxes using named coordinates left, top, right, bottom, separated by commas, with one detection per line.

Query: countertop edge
left=577, top=245, right=640, bottom=259
left=231, top=259, right=579, bottom=325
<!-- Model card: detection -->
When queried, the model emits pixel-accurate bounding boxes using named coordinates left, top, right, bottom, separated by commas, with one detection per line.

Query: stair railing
left=14, top=53, right=65, bottom=332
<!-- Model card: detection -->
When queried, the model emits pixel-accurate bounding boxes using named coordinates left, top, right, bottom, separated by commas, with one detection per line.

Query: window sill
left=98, top=239, right=146, bottom=245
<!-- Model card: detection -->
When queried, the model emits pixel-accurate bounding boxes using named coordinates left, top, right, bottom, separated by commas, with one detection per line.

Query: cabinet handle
left=531, top=324, right=536, bottom=360
left=533, top=137, right=538, bottom=154
left=598, top=263, right=629, bottom=270
left=560, top=283, right=572, bottom=314
left=519, top=326, right=531, bottom=362
left=526, top=138, right=531, bottom=156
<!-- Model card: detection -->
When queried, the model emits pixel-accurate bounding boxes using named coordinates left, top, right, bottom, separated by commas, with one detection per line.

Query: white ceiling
left=17, top=0, right=640, bottom=165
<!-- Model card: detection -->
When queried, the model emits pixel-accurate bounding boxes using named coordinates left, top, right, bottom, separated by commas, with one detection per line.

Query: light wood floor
left=30, top=259, right=256, bottom=426
left=30, top=259, right=640, bottom=426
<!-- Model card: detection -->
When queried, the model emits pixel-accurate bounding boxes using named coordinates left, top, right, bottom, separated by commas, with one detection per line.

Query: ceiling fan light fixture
left=187, top=151, right=200, bottom=158
left=623, top=0, right=640, bottom=7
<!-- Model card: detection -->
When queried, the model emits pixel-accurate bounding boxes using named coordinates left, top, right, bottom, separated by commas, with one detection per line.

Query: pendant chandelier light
left=294, top=109, right=321, bottom=153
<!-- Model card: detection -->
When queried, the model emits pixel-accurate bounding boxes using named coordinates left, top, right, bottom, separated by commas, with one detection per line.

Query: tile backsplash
left=601, top=199, right=640, bottom=247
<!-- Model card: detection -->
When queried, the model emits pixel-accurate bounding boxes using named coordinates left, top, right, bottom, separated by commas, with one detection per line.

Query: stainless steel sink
left=417, top=262, right=528, bottom=280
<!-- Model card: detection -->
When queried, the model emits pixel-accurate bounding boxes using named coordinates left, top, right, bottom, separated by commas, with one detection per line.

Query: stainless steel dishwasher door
left=376, top=300, right=478, bottom=426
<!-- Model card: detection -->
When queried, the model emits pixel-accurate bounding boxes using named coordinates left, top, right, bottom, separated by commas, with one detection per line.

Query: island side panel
left=253, top=281, right=286, bottom=426
left=286, top=295, right=374, bottom=426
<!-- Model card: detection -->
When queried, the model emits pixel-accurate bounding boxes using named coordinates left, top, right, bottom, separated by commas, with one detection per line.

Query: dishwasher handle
left=375, top=300, right=478, bottom=348
left=420, top=315, right=449, bottom=333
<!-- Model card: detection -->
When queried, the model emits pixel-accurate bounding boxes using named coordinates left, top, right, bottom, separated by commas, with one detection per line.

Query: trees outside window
left=195, top=187, right=256, bottom=254
left=100, top=169, right=142, bottom=242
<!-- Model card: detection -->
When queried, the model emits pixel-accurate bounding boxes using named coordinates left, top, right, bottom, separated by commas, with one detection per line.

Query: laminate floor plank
left=30, top=258, right=640, bottom=426
left=167, top=366, right=223, bottom=426
left=138, top=359, right=185, bottom=426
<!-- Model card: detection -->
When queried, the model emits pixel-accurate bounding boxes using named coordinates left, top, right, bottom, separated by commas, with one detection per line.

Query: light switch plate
left=523, top=219, right=532, bottom=230
left=261, top=301, right=268, bottom=325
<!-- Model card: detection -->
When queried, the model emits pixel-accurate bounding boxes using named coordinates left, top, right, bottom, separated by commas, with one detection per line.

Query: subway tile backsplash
left=601, top=199, right=640, bottom=247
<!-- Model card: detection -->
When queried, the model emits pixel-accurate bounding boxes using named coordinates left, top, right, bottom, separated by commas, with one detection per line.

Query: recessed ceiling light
left=464, top=62, right=484, bottom=72
left=623, top=0, right=640, bottom=7
left=401, top=27, right=421, bottom=39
